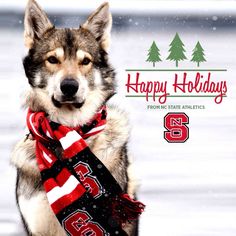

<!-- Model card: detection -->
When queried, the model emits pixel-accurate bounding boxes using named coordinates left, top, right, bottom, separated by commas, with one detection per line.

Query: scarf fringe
left=112, top=193, right=145, bottom=224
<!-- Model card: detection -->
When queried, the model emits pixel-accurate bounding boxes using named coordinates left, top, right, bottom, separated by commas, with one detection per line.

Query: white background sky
left=0, top=0, right=236, bottom=16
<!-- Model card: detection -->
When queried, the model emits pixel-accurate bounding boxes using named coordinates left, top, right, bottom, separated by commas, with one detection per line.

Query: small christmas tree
left=191, top=41, right=206, bottom=67
left=146, top=41, right=162, bottom=67
left=166, top=33, right=187, bottom=67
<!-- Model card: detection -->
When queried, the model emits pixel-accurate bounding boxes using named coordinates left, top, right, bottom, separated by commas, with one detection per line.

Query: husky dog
left=11, top=0, right=138, bottom=235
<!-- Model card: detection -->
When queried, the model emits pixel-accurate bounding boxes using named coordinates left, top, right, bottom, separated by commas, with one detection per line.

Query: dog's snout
left=60, top=78, right=79, bottom=97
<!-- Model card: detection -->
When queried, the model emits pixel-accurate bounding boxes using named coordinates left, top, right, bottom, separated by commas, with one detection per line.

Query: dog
left=11, top=0, right=139, bottom=235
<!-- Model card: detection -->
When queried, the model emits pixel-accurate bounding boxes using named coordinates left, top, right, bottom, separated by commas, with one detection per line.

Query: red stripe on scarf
left=63, top=140, right=88, bottom=159
left=50, top=184, right=86, bottom=214
left=26, top=107, right=107, bottom=214
left=35, top=142, right=58, bottom=170
left=44, top=168, right=73, bottom=192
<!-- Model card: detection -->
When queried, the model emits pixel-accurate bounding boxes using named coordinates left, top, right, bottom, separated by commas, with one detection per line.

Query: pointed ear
left=24, top=0, right=53, bottom=48
left=82, top=2, right=112, bottom=52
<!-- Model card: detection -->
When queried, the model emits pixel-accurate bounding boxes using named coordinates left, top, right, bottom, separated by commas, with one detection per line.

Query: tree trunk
left=153, top=62, right=155, bottom=67
left=176, top=60, right=178, bottom=67
left=197, top=62, right=200, bottom=67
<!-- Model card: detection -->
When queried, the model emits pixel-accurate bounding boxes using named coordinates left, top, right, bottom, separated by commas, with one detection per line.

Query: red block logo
left=74, top=162, right=102, bottom=199
left=164, top=113, right=189, bottom=143
left=63, top=210, right=105, bottom=236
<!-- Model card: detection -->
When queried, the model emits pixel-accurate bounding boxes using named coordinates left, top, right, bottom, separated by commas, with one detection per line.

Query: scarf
left=26, top=106, right=145, bottom=236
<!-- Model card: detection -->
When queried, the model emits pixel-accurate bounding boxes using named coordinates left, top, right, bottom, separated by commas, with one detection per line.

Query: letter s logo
left=74, top=162, right=102, bottom=199
left=164, top=113, right=189, bottom=143
left=63, top=210, right=105, bottom=236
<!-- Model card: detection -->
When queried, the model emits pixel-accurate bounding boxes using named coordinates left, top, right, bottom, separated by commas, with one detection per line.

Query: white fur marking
left=55, top=47, right=64, bottom=58
left=19, top=193, right=47, bottom=232
left=59, top=130, right=82, bottom=149
left=34, top=73, right=41, bottom=86
left=47, top=176, right=79, bottom=204
left=76, top=50, right=85, bottom=60
left=47, top=70, right=63, bottom=97
left=94, top=69, right=102, bottom=86
left=77, top=75, right=89, bottom=102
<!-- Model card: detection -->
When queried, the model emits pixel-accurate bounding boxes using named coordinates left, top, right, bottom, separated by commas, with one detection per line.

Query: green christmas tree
left=166, top=33, right=187, bottom=67
left=146, top=41, right=162, bottom=67
left=191, top=41, right=206, bottom=67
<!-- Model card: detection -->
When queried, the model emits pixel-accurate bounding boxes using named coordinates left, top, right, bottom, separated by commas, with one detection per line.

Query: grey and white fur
left=11, top=0, right=139, bottom=235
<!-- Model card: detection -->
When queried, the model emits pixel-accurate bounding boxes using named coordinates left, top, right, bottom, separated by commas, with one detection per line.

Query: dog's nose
left=60, top=78, right=79, bottom=97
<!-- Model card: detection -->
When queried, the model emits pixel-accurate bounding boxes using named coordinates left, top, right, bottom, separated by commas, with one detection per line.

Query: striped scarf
left=26, top=106, right=145, bottom=236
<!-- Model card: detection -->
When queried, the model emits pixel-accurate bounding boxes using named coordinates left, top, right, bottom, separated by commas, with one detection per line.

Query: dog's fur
left=11, top=0, right=138, bottom=235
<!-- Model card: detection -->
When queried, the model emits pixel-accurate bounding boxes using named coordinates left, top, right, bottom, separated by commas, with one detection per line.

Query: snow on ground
left=0, top=22, right=236, bottom=236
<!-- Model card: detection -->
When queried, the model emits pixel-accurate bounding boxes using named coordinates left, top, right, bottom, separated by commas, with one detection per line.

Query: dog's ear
left=24, top=0, right=53, bottom=48
left=82, top=2, right=112, bottom=52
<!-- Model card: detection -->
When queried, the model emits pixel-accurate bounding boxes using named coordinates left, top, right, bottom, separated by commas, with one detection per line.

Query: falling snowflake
left=212, top=16, right=218, bottom=21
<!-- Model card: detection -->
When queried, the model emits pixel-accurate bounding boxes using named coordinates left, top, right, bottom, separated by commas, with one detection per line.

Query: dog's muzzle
left=60, top=78, right=79, bottom=98
left=52, top=78, right=84, bottom=108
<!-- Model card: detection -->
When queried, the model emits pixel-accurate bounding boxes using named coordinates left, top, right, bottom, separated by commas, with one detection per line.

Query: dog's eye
left=47, top=56, right=59, bottom=64
left=81, top=57, right=91, bottom=65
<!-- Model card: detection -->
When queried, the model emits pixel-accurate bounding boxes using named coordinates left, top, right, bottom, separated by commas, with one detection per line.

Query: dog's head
left=23, top=0, right=115, bottom=126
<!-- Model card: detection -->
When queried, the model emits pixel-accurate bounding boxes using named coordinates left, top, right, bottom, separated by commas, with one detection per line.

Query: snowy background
left=0, top=0, right=236, bottom=235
